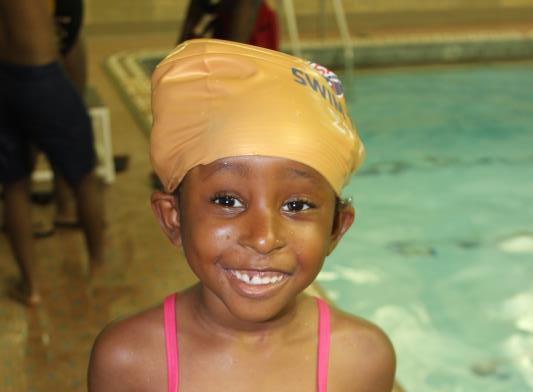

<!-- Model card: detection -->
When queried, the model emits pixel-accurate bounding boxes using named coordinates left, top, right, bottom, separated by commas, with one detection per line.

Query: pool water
left=318, top=62, right=533, bottom=391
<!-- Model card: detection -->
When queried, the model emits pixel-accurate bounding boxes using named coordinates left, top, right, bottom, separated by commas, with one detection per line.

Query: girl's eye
left=282, top=199, right=314, bottom=212
left=212, top=194, right=243, bottom=208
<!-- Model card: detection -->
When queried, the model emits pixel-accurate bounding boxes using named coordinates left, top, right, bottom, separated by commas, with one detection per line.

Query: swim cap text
left=291, top=67, right=345, bottom=118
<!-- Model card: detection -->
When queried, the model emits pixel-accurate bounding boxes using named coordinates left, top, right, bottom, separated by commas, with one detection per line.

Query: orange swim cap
left=150, top=39, right=364, bottom=194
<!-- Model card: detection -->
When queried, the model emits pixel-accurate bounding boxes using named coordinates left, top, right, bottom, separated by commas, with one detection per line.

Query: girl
left=88, top=39, right=395, bottom=392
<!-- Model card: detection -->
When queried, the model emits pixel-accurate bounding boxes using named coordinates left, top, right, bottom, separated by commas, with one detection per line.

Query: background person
left=178, top=0, right=279, bottom=49
left=0, top=0, right=105, bottom=305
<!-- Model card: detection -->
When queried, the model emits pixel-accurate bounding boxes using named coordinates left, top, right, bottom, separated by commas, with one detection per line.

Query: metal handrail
left=331, top=0, right=354, bottom=78
left=280, top=0, right=353, bottom=76
left=281, top=0, right=303, bottom=58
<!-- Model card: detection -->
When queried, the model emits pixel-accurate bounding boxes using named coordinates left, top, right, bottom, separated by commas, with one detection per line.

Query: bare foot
left=9, top=283, right=42, bottom=306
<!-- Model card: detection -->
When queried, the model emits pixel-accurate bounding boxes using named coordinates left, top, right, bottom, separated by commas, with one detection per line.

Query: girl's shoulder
left=327, top=305, right=396, bottom=392
left=88, top=303, right=167, bottom=391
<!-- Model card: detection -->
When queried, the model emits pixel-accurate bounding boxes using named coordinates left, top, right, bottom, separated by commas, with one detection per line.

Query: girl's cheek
left=212, top=225, right=236, bottom=242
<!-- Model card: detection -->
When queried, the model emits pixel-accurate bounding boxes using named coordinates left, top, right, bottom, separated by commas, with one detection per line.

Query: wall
left=292, top=0, right=533, bottom=13
left=83, top=0, right=533, bottom=34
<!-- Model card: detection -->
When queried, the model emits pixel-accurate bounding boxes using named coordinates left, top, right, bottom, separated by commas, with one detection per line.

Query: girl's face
left=153, top=156, right=354, bottom=324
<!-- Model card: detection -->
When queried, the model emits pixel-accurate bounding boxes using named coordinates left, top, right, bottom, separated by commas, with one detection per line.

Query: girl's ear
left=151, top=191, right=182, bottom=246
left=328, top=203, right=355, bottom=255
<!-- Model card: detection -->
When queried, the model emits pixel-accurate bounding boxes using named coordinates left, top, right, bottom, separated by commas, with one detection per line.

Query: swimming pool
left=319, top=62, right=533, bottom=391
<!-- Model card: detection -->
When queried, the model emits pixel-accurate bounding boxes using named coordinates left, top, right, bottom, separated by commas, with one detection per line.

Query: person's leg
left=1, top=63, right=41, bottom=305
left=3, top=177, right=41, bottom=305
left=218, top=0, right=262, bottom=42
left=53, top=172, right=78, bottom=225
left=73, top=171, right=105, bottom=275
left=12, top=61, right=105, bottom=277
left=64, top=37, right=106, bottom=273
left=54, top=32, right=88, bottom=225
left=177, top=0, right=262, bottom=43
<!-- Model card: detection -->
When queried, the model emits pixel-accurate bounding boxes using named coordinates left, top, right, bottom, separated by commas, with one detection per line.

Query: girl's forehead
left=184, top=156, right=334, bottom=190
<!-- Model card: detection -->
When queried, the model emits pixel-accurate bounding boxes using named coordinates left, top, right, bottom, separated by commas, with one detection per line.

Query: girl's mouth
left=224, top=268, right=290, bottom=298
left=229, top=269, right=287, bottom=285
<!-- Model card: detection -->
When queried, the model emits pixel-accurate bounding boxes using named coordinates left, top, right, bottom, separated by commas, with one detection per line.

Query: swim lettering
left=291, top=67, right=345, bottom=117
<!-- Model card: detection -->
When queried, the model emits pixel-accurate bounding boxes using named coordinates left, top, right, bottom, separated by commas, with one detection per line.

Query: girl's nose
left=238, top=207, right=286, bottom=255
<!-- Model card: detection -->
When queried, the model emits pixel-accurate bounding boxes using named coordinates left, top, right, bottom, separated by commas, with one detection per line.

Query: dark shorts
left=0, top=61, right=95, bottom=186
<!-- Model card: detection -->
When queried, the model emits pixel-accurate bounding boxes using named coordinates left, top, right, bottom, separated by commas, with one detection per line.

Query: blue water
left=319, top=63, right=533, bottom=391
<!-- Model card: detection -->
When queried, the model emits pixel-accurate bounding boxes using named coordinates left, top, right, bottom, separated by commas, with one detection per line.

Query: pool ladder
left=281, top=0, right=354, bottom=76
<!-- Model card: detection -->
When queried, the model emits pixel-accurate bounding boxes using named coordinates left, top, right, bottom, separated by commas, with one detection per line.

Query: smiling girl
left=88, top=39, right=395, bottom=392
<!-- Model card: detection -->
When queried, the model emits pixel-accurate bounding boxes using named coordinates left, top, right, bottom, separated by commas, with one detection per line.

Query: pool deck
left=1, top=13, right=531, bottom=391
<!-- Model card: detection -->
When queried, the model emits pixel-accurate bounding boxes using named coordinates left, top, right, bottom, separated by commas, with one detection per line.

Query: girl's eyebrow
left=202, top=161, right=252, bottom=180
left=282, top=167, right=321, bottom=185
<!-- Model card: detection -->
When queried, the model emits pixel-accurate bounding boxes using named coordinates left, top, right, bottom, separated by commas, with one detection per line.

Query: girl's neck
left=187, top=284, right=305, bottom=340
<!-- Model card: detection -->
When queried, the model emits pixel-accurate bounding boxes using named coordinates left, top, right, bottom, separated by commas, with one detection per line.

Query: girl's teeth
left=231, top=270, right=284, bottom=285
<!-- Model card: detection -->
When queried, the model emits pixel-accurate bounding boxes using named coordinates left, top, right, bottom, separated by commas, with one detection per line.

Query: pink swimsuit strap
left=315, top=297, right=331, bottom=392
left=163, top=294, right=331, bottom=392
left=164, top=293, right=179, bottom=392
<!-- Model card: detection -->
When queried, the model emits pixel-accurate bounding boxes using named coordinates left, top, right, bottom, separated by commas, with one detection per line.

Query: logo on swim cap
left=308, top=62, right=344, bottom=98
